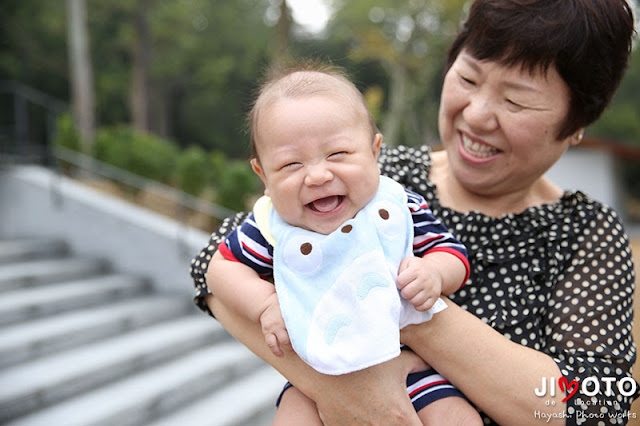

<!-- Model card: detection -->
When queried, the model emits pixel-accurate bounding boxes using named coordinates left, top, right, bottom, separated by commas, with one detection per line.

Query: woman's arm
left=401, top=299, right=566, bottom=425
left=205, top=289, right=423, bottom=425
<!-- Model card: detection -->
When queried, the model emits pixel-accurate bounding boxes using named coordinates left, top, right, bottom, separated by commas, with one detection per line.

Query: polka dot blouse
left=190, top=144, right=637, bottom=425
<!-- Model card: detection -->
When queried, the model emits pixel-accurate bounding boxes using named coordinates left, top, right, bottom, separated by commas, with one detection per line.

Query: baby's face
left=252, top=94, right=381, bottom=235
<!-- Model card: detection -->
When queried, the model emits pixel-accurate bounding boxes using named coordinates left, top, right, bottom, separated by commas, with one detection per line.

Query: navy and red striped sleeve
left=406, top=189, right=470, bottom=286
left=220, top=213, right=274, bottom=277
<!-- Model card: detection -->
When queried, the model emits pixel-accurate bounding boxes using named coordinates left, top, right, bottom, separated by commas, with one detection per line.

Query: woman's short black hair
left=446, top=0, right=635, bottom=139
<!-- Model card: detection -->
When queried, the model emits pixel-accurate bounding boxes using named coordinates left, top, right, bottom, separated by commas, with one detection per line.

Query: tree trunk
left=131, top=0, right=151, bottom=132
left=382, top=61, right=409, bottom=146
left=272, top=0, right=292, bottom=68
left=65, top=0, right=95, bottom=152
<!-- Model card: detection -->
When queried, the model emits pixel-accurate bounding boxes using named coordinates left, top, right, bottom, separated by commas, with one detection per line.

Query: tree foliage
left=2, top=0, right=640, bottom=211
left=325, top=0, right=468, bottom=146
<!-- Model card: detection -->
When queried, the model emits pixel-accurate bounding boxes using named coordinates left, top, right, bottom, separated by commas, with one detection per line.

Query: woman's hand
left=399, top=348, right=430, bottom=375
left=313, top=356, right=423, bottom=426
left=208, top=293, right=422, bottom=425
left=401, top=298, right=566, bottom=425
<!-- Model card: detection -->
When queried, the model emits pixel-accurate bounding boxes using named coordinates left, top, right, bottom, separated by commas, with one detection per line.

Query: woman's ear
left=571, top=129, right=585, bottom=146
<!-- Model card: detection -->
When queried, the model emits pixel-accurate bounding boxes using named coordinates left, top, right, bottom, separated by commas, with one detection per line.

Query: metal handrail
left=0, top=80, right=67, bottom=113
left=53, top=146, right=236, bottom=222
left=1, top=80, right=235, bottom=228
left=0, top=80, right=67, bottom=165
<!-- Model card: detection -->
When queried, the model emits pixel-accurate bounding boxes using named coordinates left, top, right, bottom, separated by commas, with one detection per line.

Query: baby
left=209, top=61, right=481, bottom=425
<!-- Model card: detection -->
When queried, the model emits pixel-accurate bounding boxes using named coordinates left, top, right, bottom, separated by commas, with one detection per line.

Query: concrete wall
left=0, top=165, right=212, bottom=296
left=545, top=147, right=624, bottom=219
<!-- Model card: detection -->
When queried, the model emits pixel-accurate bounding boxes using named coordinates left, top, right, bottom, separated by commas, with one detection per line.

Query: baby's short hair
left=248, top=60, right=379, bottom=160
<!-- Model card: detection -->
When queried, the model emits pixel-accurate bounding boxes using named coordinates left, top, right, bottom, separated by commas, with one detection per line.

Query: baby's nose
left=304, top=164, right=333, bottom=186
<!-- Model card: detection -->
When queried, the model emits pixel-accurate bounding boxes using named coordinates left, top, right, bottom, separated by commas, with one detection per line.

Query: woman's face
left=438, top=50, right=576, bottom=198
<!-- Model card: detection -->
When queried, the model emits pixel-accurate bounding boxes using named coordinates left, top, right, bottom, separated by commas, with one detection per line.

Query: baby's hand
left=259, top=292, right=290, bottom=358
left=396, top=256, right=443, bottom=311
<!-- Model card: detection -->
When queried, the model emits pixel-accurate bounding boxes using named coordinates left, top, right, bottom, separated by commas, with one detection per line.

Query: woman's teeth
left=462, top=134, right=499, bottom=158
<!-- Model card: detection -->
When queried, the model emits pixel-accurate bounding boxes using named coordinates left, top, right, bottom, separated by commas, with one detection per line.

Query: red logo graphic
left=558, top=377, right=579, bottom=402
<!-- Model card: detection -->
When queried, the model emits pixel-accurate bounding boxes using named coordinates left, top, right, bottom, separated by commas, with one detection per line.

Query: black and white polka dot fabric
left=190, top=144, right=637, bottom=425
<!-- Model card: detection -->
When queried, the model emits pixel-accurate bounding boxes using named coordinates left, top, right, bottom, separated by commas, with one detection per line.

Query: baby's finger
left=415, top=296, right=436, bottom=312
left=275, top=329, right=291, bottom=349
left=397, top=266, right=419, bottom=289
left=265, top=333, right=284, bottom=358
left=400, top=283, right=420, bottom=300
left=398, top=257, right=413, bottom=273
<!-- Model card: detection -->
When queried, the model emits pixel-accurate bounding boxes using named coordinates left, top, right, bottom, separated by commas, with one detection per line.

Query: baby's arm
left=399, top=190, right=469, bottom=311
left=208, top=250, right=290, bottom=357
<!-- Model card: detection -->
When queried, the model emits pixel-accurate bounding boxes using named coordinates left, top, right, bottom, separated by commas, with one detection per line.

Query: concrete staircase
left=0, top=238, right=284, bottom=426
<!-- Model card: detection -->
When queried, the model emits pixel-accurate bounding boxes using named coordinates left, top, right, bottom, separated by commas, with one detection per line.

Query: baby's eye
left=281, top=162, right=302, bottom=170
left=328, top=151, right=347, bottom=159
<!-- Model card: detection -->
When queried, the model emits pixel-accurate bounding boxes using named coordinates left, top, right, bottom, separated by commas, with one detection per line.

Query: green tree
left=147, top=0, right=273, bottom=156
left=174, top=146, right=212, bottom=197
left=0, top=0, right=69, bottom=99
left=326, top=0, right=467, bottom=146
left=589, top=46, right=640, bottom=145
left=216, top=161, right=260, bottom=212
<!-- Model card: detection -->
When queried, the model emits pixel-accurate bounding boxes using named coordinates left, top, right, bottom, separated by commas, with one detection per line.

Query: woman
left=190, top=0, right=637, bottom=423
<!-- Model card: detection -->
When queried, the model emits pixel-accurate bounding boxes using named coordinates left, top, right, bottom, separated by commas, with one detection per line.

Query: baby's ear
left=372, top=133, right=383, bottom=158
left=251, top=158, right=269, bottom=190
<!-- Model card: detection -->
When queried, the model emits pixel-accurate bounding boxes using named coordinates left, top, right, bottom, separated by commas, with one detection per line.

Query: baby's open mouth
left=307, top=195, right=344, bottom=213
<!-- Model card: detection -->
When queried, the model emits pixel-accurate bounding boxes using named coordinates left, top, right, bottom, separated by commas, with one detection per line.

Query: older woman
left=190, top=0, right=637, bottom=424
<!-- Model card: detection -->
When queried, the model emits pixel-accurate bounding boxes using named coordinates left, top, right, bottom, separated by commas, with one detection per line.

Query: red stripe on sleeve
left=219, top=242, right=240, bottom=263
left=423, top=247, right=470, bottom=288
left=241, top=242, right=273, bottom=264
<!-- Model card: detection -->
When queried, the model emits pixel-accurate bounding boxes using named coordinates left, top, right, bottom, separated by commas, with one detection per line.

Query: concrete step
left=0, top=257, right=108, bottom=292
left=0, top=273, right=149, bottom=326
left=0, top=316, right=230, bottom=422
left=0, top=238, right=68, bottom=264
left=147, top=366, right=285, bottom=426
left=4, top=342, right=277, bottom=426
left=0, top=295, right=193, bottom=368
left=0, top=238, right=282, bottom=425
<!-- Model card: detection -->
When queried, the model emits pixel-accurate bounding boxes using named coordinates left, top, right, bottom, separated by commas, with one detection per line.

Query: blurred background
left=2, top=0, right=640, bottom=227
left=1, top=1, right=640, bottom=425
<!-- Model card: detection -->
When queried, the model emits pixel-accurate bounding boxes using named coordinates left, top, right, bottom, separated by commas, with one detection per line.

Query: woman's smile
left=460, top=133, right=500, bottom=159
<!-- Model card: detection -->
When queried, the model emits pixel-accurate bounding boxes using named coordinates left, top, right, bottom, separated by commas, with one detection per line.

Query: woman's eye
left=459, top=74, right=475, bottom=86
left=506, top=99, right=525, bottom=110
